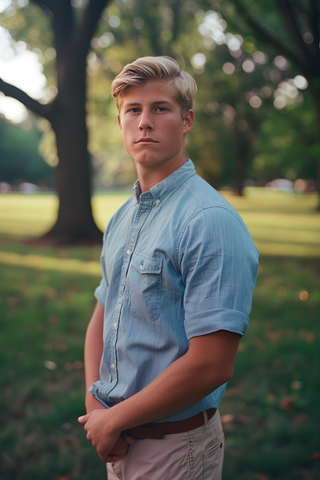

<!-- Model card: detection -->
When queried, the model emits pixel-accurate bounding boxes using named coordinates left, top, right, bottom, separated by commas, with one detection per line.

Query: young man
left=78, top=56, right=259, bottom=480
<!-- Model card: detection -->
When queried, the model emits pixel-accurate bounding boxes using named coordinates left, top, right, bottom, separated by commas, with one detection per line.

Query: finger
left=122, top=434, right=135, bottom=444
left=106, top=455, right=123, bottom=462
left=78, top=414, right=89, bottom=424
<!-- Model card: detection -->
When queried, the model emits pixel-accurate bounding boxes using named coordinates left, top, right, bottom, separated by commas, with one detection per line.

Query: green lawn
left=0, top=190, right=319, bottom=480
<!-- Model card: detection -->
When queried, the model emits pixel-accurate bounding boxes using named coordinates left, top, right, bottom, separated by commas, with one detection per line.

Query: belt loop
left=203, top=410, right=208, bottom=424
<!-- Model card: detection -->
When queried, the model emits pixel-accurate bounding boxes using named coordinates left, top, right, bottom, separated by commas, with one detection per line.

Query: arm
left=83, top=300, right=134, bottom=460
left=79, top=329, right=240, bottom=461
left=84, top=300, right=105, bottom=413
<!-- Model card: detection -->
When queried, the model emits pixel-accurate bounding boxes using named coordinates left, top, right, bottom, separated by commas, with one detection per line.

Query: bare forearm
left=84, top=301, right=104, bottom=411
left=78, top=330, right=240, bottom=461
left=106, top=331, right=240, bottom=432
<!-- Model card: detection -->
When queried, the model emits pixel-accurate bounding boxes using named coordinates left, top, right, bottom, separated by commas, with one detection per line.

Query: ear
left=117, top=113, right=123, bottom=133
left=183, top=109, right=194, bottom=135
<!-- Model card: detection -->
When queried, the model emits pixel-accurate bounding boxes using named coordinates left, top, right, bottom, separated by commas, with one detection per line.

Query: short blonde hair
left=111, top=56, right=197, bottom=116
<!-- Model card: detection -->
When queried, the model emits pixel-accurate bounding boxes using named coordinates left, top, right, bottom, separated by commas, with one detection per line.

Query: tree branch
left=0, top=79, right=53, bottom=120
left=310, top=0, right=320, bottom=69
left=32, top=0, right=54, bottom=16
left=277, top=0, right=311, bottom=65
left=32, top=0, right=74, bottom=50
left=171, top=0, right=181, bottom=44
left=76, top=0, right=111, bottom=53
left=231, top=0, right=309, bottom=75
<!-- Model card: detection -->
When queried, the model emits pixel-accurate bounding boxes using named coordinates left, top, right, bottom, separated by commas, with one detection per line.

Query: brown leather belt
left=125, top=408, right=217, bottom=440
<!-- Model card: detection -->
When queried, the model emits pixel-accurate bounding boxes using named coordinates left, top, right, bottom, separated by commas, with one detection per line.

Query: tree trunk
left=233, top=126, right=251, bottom=196
left=0, top=0, right=110, bottom=244
left=42, top=44, right=102, bottom=245
left=310, top=85, right=320, bottom=211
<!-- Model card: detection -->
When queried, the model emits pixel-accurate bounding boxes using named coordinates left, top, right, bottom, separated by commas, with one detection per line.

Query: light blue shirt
left=90, top=159, right=259, bottom=422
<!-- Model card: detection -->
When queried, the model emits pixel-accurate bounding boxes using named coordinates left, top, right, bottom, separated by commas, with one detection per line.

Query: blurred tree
left=86, top=1, right=315, bottom=194
left=84, top=0, right=187, bottom=188
left=0, top=116, right=53, bottom=186
left=252, top=97, right=317, bottom=184
left=0, top=0, right=110, bottom=244
left=1, top=0, right=317, bottom=212
left=187, top=13, right=270, bottom=195
left=217, top=0, right=320, bottom=207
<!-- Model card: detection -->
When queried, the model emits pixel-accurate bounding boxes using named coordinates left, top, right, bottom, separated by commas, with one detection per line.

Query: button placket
left=110, top=196, right=153, bottom=384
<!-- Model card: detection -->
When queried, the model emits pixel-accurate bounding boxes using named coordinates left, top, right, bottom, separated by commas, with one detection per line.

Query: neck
left=136, top=156, right=187, bottom=193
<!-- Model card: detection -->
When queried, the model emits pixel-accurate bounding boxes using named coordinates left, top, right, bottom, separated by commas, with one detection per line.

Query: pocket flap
left=132, top=252, right=162, bottom=275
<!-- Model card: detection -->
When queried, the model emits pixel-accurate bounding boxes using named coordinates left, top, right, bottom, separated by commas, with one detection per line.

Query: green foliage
left=252, top=98, right=318, bottom=182
left=86, top=1, right=318, bottom=189
left=0, top=0, right=319, bottom=191
left=0, top=116, right=53, bottom=185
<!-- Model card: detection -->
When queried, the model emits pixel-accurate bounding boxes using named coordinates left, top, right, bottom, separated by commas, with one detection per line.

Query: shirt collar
left=133, top=179, right=142, bottom=201
left=133, top=159, right=196, bottom=203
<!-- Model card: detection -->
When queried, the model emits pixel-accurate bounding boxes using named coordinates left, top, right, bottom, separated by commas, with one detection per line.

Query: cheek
left=121, top=124, right=134, bottom=143
left=163, top=123, right=183, bottom=142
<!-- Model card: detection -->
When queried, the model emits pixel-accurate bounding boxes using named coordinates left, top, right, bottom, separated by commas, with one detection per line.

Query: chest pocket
left=125, top=252, right=162, bottom=321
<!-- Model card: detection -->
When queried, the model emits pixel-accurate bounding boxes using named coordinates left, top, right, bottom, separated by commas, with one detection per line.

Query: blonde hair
left=111, top=56, right=197, bottom=116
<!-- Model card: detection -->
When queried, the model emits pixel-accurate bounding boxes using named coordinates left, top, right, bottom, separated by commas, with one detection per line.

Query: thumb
left=78, top=413, right=89, bottom=424
left=123, top=433, right=135, bottom=444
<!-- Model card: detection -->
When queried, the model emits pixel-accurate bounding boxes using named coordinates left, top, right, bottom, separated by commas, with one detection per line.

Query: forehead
left=121, top=79, right=178, bottom=106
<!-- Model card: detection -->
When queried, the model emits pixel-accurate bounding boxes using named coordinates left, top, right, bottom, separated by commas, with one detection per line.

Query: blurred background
left=0, top=1, right=319, bottom=479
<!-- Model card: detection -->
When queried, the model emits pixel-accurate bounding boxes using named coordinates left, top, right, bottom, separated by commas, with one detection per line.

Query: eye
left=130, top=107, right=140, bottom=113
left=155, top=107, right=167, bottom=112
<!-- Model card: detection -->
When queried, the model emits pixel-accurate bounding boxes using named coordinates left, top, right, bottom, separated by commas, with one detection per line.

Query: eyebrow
left=123, top=100, right=173, bottom=108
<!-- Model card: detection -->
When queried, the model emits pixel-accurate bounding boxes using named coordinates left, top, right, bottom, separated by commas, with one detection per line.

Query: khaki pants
left=107, top=410, right=224, bottom=480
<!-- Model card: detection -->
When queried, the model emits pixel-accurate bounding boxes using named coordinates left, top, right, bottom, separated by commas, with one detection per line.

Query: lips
left=136, top=138, right=158, bottom=144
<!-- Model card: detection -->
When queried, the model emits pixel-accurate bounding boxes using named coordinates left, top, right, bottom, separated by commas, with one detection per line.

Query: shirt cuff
left=185, top=308, right=250, bottom=339
left=94, top=282, right=107, bottom=307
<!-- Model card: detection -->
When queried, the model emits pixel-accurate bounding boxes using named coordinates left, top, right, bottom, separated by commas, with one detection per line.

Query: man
left=78, top=56, right=259, bottom=480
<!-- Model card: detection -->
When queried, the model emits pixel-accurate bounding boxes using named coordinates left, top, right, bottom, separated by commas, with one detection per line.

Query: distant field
left=0, top=188, right=319, bottom=258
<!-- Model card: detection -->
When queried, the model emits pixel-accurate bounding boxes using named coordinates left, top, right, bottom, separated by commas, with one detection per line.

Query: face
left=117, top=79, right=194, bottom=179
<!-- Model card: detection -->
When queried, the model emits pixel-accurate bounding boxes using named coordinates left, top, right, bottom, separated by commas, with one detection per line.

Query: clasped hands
left=78, top=408, right=134, bottom=463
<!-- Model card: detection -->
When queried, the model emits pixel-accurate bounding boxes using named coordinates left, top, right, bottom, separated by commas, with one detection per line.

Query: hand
left=78, top=409, right=134, bottom=462
left=104, top=433, right=135, bottom=462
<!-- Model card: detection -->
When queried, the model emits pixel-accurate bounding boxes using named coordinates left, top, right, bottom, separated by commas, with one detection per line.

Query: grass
left=0, top=189, right=319, bottom=479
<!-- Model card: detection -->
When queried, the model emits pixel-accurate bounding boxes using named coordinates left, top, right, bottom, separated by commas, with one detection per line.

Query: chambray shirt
left=90, top=159, right=259, bottom=422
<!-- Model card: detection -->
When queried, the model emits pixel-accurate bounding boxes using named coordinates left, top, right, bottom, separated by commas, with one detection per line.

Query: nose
left=139, top=111, right=154, bottom=131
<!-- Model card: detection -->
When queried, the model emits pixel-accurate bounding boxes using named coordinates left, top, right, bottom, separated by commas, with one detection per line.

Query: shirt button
left=111, top=364, right=115, bottom=370
left=113, top=323, right=117, bottom=329
left=139, top=264, right=143, bottom=270
left=127, top=249, right=132, bottom=255
left=155, top=199, right=160, bottom=204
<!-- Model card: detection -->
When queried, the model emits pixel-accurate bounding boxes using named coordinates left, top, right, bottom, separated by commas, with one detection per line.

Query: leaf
left=11, top=410, right=27, bottom=418
left=279, top=396, right=296, bottom=410
left=223, top=388, right=242, bottom=397
left=221, top=414, right=235, bottom=430
left=64, top=437, right=79, bottom=447
left=254, top=473, right=269, bottom=480
left=44, top=360, right=57, bottom=371
left=49, top=473, right=75, bottom=480
left=236, top=415, right=250, bottom=424
left=296, top=414, right=309, bottom=423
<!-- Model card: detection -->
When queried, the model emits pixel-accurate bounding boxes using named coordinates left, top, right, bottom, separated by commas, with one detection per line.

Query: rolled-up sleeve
left=94, top=231, right=109, bottom=306
left=179, top=206, right=259, bottom=339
